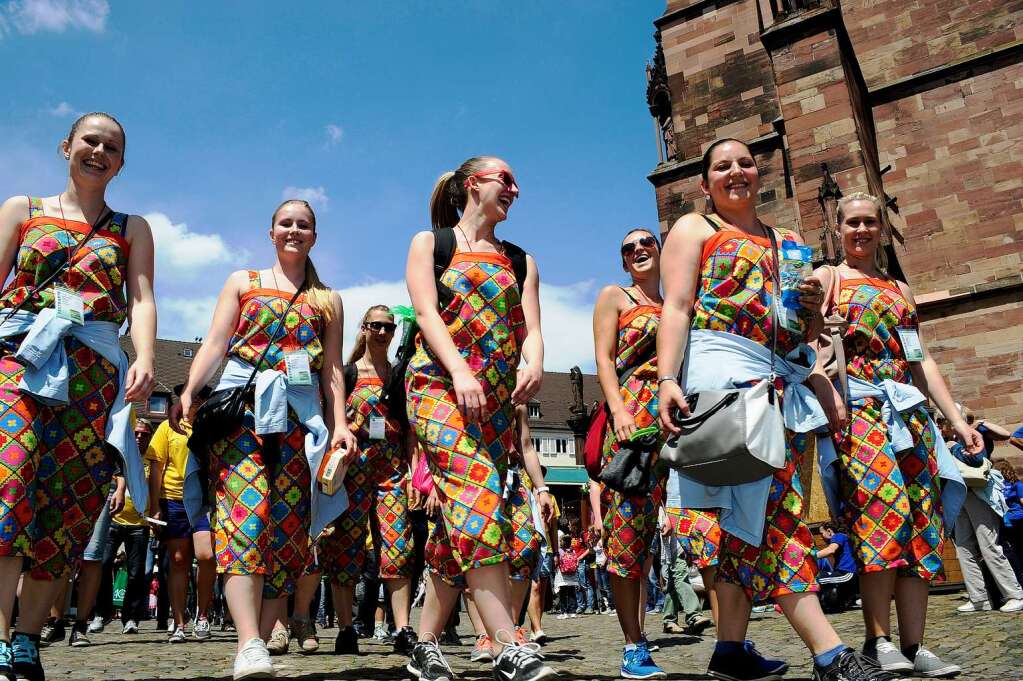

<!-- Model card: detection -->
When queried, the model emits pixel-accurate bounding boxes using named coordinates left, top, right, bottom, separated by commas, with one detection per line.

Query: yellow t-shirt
left=144, top=420, right=192, bottom=501
left=112, top=460, right=151, bottom=526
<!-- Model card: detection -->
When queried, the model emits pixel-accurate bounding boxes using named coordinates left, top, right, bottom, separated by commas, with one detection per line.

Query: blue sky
left=0, top=0, right=665, bottom=371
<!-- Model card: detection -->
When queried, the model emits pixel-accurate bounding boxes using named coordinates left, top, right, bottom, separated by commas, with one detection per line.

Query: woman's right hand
left=611, top=409, right=637, bottom=443
left=169, top=393, right=190, bottom=435
left=424, top=487, right=443, bottom=518
left=658, top=379, right=690, bottom=434
left=452, top=369, right=487, bottom=423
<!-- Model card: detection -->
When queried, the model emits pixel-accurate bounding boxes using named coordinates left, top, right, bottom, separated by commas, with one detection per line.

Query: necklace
left=57, top=193, right=107, bottom=266
left=456, top=225, right=474, bottom=253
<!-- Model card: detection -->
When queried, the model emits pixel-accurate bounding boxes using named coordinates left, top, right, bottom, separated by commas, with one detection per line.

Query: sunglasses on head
left=364, top=321, right=397, bottom=333
left=620, top=235, right=659, bottom=257
left=464, top=169, right=518, bottom=192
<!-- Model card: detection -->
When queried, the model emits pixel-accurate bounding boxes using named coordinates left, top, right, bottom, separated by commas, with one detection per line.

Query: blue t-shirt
left=830, top=532, right=858, bottom=574
left=1003, top=480, right=1023, bottom=527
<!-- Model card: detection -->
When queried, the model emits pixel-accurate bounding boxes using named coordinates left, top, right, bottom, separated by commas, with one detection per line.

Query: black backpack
left=382, top=228, right=530, bottom=428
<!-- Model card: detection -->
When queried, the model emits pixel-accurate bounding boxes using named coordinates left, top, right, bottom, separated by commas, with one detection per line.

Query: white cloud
left=324, top=124, right=343, bottom=147
left=1, top=0, right=108, bottom=36
left=334, top=278, right=597, bottom=372
left=282, top=186, right=328, bottom=210
left=48, top=101, right=77, bottom=116
left=159, top=296, right=217, bottom=342
left=144, top=212, right=249, bottom=279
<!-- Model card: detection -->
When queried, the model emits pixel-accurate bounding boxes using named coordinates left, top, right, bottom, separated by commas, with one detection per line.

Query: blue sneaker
left=0, top=638, right=14, bottom=681
left=621, top=643, right=667, bottom=680
left=708, top=640, right=788, bottom=680
left=12, top=633, right=43, bottom=681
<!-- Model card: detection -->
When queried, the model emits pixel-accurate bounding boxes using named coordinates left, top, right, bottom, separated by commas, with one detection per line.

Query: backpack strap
left=433, top=228, right=458, bottom=309
left=700, top=214, right=722, bottom=232
left=342, top=363, right=358, bottom=400
left=501, top=239, right=528, bottom=291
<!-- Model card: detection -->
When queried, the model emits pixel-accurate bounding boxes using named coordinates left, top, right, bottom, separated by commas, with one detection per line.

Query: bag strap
left=501, top=239, right=528, bottom=291
left=0, top=207, right=115, bottom=328
left=619, top=286, right=641, bottom=305
left=822, top=265, right=850, bottom=404
left=239, top=284, right=305, bottom=393
left=700, top=214, right=722, bottom=232
left=763, top=225, right=780, bottom=381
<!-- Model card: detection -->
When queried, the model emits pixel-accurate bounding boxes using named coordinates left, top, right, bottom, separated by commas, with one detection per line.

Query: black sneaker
left=708, top=640, right=788, bottom=680
left=492, top=641, right=556, bottom=681
left=37, top=620, right=64, bottom=649
left=813, top=649, right=904, bottom=681
left=12, top=633, right=44, bottom=681
left=407, top=638, right=453, bottom=681
left=394, top=626, right=418, bottom=655
left=67, top=622, right=91, bottom=648
left=333, top=625, right=359, bottom=655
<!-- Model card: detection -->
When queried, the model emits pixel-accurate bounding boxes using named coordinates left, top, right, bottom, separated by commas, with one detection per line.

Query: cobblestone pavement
left=37, top=594, right=1022, bottom=680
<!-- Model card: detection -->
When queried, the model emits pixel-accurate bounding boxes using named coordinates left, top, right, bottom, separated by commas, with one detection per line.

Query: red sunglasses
left=464, top=169, right=519, bottom=192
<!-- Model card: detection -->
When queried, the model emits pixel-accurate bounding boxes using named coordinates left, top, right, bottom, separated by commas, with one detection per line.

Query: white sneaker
left=87, top=615, right=105, bottom=634
left=529, top=629, right=548, bottom=645
left=956, top=600, right=992, bottom=612
left=999, top=597, right=1023, bottom=612
left=555, top=613, right=567, bottom=620
left=122, top=620, right=139, bottom=635
left=234, top=638, right=276, bottom=679
left=193, top=615, right=212, bottom=641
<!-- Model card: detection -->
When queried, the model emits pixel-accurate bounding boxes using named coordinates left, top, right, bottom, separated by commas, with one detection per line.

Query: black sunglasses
left=620, top=235, right=659, bottom=257
left=365, top=321, right=397, bottom=333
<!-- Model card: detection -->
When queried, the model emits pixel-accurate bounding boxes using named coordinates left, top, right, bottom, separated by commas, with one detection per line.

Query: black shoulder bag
left=188, top=285, right=305, bottom=495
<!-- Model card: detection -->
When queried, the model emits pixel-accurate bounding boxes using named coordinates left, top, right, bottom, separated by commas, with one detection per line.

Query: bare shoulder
left=665, top=212, right=716, bottom=247
left=124, top=214, right=153, bottom=244
left=410, top=230, right=435, bottom=249
left=0, top=196, right=31, bottom=226
left=595, top=284, right=627, bottom=307
left=894, top=278, right=916, bottom=305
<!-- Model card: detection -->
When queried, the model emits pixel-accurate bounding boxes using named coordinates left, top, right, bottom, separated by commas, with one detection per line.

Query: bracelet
left=657, top=376, right=678, bottom=385
left=535, top=486, right=550, bottom=494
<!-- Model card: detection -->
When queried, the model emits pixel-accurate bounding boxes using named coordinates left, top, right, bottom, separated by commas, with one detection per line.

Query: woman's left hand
left=512, top=363, right=543, bottom=405
left=331, top=426, right=359, bottom=462
left=123, top=356, right=155, bottom=402
left=955, top=422, right=985, bottom=455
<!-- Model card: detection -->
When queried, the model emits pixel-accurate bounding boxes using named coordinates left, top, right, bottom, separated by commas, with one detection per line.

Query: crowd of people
left=0, top=114, right=1020, bottom=681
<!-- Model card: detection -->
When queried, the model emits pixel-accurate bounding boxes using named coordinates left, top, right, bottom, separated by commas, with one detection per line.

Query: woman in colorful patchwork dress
left=171, top=199, right=357, bottom=681
left=810, top=192, right=980, bottom=677
left=657, top=138, right=895, bottom=681
left=590, top=227, right=668, bottom=680
left=0, top=112, right=156, bottom=681
left=403, top=156, right=551, bottom=681
left=319, top=304, right=418, bottom=656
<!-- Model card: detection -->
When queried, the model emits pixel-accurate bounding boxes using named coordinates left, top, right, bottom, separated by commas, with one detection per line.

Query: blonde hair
left=836, top=192, right=888, bottom=273
left=347, top=305, right=393, bottom=364
left=429, top=156, right=497, bottom=230
left=272, top=199, right=336, bottom=323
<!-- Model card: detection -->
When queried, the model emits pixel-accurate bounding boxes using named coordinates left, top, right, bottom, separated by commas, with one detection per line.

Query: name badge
left=896, top=327, right=924, bottom=362
left=284, top=351, right=313, bottom=386
left=368, top=415, right=386, bottom=440
left=54, top=287, right=85, bottom=325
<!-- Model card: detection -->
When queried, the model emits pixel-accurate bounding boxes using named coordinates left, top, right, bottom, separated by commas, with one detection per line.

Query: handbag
left=658, top=222, right=787, bottom=486
left=598, top=429, right=659, bottom=496
left=411, top=454, right=435, bottom=495
left=583, top=349, right=654, bottom=481
left=187, top=284, right=305, bottom=495
left=954, top=454, right=992, bottom=488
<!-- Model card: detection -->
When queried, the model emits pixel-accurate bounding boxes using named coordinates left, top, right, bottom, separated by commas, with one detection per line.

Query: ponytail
left=428, top=156, right=494, bottom=230
left=346, top=304, right=393, bottom=364
left=303, top=258, right=336, bottom=324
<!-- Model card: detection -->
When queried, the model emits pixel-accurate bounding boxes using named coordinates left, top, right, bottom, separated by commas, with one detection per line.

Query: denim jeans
left=576, top=564, right=597, bottom=612
left=596, top=566, right=615, bottom=610
left=97, top=523, right=150, bottom=623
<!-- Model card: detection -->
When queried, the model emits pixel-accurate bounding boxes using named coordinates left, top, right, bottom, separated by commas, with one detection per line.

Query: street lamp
left=817, top=163, right=842, bottom=264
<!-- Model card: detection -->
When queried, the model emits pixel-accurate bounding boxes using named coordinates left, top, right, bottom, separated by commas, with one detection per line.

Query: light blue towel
left=0, top=308, right=146, bottom=514
left=668, top=329, right=827, bottom=546
left=816, top=376, right=966, bottom=531
left=183, top=356, right=348, bottom=538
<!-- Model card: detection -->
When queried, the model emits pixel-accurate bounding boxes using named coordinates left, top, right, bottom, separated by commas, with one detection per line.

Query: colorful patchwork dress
left=209, top=271, right=323, bottom=598
left=829, top=274, right=944, bottom=580
left=688, top=223, right=818, bottom=602
left=599, top=287, right=665, bottom=580
left=0, top=197, right=129, bottom=579
left=319, top=375, right=413, bottom=585
left=505, top=460, right=542, bottom=582
left=405, top=249, right=525, bottom=582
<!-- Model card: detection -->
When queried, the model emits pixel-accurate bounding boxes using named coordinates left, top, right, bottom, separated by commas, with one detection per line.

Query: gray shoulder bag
left=658, top=224, right=788, bottom=486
